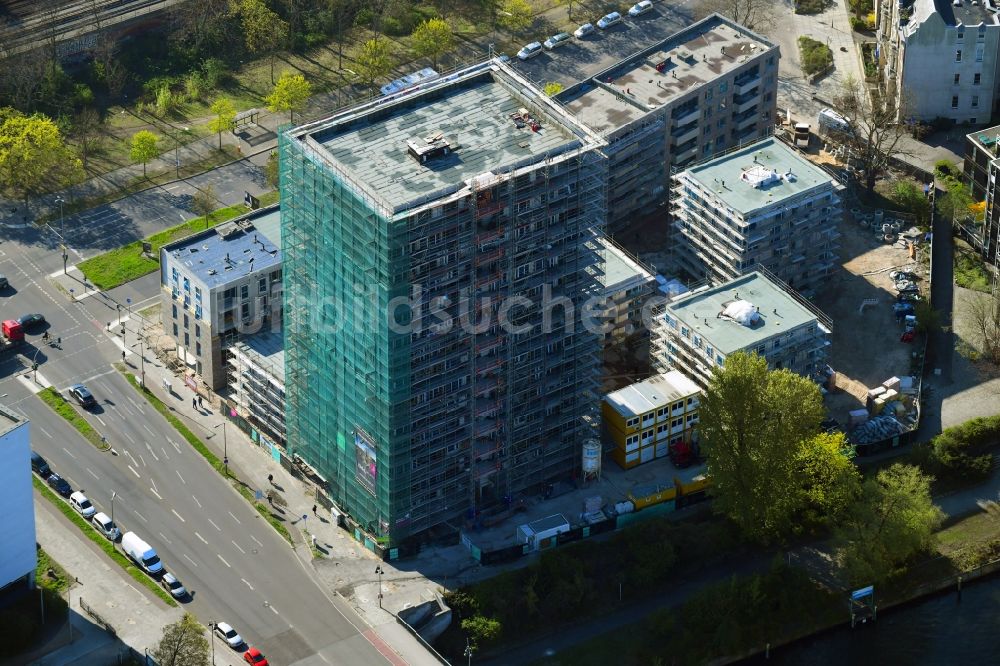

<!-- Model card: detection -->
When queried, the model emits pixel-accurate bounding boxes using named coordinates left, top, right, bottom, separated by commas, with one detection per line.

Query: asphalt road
left=509, top=0, right=703, bottom=88
left=0, top=228, right=389, bottom=665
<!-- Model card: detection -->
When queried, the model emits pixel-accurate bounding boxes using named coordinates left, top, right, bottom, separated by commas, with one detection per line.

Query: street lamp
left=175, top=127, right=189, bottom=178
left=209, top=621, right=216, bottom=665
left=465, top=638, right=473, bottom=666
left=375, top=565, right=384, bottom=609
left=61, top=243, right=68, bottom=275
left=213, top=423, right=228, bottom=475
left=111, top=491, right=117, bottom=526
left=55, top=195, right=65, bottom=233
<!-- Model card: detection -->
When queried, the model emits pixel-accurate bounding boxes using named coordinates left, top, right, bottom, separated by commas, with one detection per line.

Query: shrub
left=202, top=58, right=229, bottom=88
left=73, top=83, right=94, bottom=107
left=850, top=15, right=865, bottom=31
left=798, top=36, right=833, bottom=76
left=923, top=415, right=1000, bottom=481
left=155, top=84, right=174, bottom=115
left=795, top=0, right=827, bottom=14
left=185, top=70, right=206, bottom=102
left=461, top=616, right=501, bottom=649
left=934, top=159, right=956, bottom=178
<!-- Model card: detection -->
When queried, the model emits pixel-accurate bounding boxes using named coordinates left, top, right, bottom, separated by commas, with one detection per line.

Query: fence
left=394, top=615, right=452, bottom=665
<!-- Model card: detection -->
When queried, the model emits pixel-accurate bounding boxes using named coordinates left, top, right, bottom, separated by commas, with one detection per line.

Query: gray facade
left=558, top=13, right=779, bottom=231
left=878, top=0, right=1000, bottom=122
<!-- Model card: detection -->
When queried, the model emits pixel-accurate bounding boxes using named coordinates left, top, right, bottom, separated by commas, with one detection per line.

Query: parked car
left=69, top=384, right=96, bottom=408
left=121, top=531, right=163, bottom=576
left=516, top=42, right=543, bottom=60
left=92, top=512, right=121, bottom=541
left=160, top=572, right=188, bottom=599
left=597, top=12, right=622, bottom=28
left=0, top=274, right=8, bottom=290
left=17, top=313, right=45, bottom=329
left=574, top=23, right=595, bottom=38
left=543, top=32, right=572, bottom=49
left=70, top=491, right=96, bottom=519
left=31, top=451, right=52, bottom=478
left=47, top=473, right=71, bottom=497
left=214, top=622, right=244, bottom=649
left=243, top=647, right=269, bottom=666
left=628, top=0, right=653, bottom=16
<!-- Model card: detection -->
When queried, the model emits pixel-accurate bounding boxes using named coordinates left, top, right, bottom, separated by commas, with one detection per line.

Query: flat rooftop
left=967, top=124, right=1000, bottom=155
left=665, top=272, right=823, bottom=355
left=918, top=0, right=999, bottom=28
left=605, top=370, right=701, bottom=419
left=163, top=207, right=281, bottom=289
left=600, top=237, right=654, bottom=293
left=682, top=137, right=835, bottom=215
left=295, top=63, right=601, bottom=214
left=560, top=14, right=775, bottom=134
left=0, top=403, right=25, bottom=439
left=235, top=327, right=285, bottom=383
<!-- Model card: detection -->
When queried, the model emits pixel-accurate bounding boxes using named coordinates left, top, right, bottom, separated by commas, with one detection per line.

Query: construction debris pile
left=847, top=375, right=920, bottom=447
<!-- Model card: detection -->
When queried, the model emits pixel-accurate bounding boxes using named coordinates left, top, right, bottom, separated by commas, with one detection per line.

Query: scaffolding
left=279, top=65, right=608, bottom=546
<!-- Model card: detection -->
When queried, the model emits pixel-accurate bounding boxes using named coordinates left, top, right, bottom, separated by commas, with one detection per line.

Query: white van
left=121, top=532, right=163, bottom=576
left=70, top=491, right=96, bottom=519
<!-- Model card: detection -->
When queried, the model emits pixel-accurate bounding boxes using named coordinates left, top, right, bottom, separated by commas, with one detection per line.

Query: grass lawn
left=37, top=387, right=110, bottom=451
left=0, top=546, right=70, bottom=659
left=798, top=36, right=834, bottom=76
left=120, top=371, right=293, bottom=546
left=33, top=476, right=177, bottom=607
left=77, top=191, right=279, bottom=290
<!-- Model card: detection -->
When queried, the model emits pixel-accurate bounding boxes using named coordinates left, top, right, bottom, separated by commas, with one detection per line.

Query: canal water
left=744, top=575, right=1000, bottom=665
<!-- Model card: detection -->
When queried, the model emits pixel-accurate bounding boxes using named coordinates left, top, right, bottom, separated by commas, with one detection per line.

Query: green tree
left=265, top=150, right=279, bottom=188
left=71, top=107, right=102, bottom=172
left=497, top=0, right=533, bottom=32
left=0, top=108, right=82, bottom=197
left=837, top=464, right=943, bottom=584
left=130, top=130, right=159, bottom=178
left=265, top=72, right=312, bottom=123
left=236, top=0, right=288, bottom=83
left=889, top=180, right=931, bottom=225
left=461, top=615, right=501, bottom=649
left=192, top=184, right=218, bottom=228
left=207, top=97, right=236, bottom=150
left=699, top=351, right=826, bottom=542
left=543, top=81, right=564, bottom=97
left=356, top=38, right=392, bottom=89
left=152, top=613, right=209, bottom=666
left=938, top=176, right=974, bottom=223
left=412, top=18, right=454, bottom=69
left=794, top=431, right=862, bottom=529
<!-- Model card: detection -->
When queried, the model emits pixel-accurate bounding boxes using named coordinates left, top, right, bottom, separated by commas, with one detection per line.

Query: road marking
left=39, top=427, right=52, bottom=439
left=228, top=511, right=242, bottom=525
left=95, top=415, right=106, bottom=426
left=150, top=487, right=163, bottom=500
left=195, top=532, right=207, bottom=544
left=123, top=431, right=136, bottom=444
left=143, top=424, right=154, bottom=436
left=125, top=450, right=138, bottom=467
left=133, top=510, right=147, bottom=523
left=139, top=454, right=146, bottom=467
left=61, top=447, right=77, bottom=460
left=161, top=446, right=170, bottom=460
left=128, top=397, right=144, bottom=412
left=192, top=495, right=202, bottom=508
left=159, top=532, right=172, bottom=544
left=250, top=535, right=263, bottom=548
left=208, top=518, right=221, bottom=532
left=231, top=540, right=245, bottom=554
left=217, top=554, right=231, bottom=568
left=169, top=439, right=181, bottom=454
left=128, top=465, right=141, bottom=478
left=268, top=604, right=279, bottom=615
left=175, top=470, right=185, bottom=484
left=171, top=509, right=185, bottom=522
left=183, top=553, right=198, bottom=567
left=86, top=468, right=99, bottom=480
left=241, top=578, right=254, bottom=590
left=125, top=583, right=142, bottom=597
left=145, top=443, right=160, bottom=462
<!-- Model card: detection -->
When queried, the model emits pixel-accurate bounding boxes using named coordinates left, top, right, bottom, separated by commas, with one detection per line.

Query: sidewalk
left=115, top=316, right=444, bottom=666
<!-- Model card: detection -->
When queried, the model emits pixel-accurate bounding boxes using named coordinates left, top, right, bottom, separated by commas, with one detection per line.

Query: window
left=172, top=304, right=177, bottom=318
left=196, top=342, right=202, bottom=356
left=954, top=73, right=961, bottom=85
left=241, top=302, right=250, bottom=319
left=681, top=326, right=690, bottom=338
left=183, top=314, right=189, bottom=329
left=706, top=346, right=714, bottom=359
left=952, top=96, right=959, bottom=109
left=195, top=325, right=201, bottom=338
left=976, top=44, right=985, bottom=62
left=258, top=277, right=267, bottom=294
left=705, top=89, right=713, bottom=101
left=956, top=50, right=962, bottom=62
left=240, top=284, right=249, bottom=300
left=717, top=118, right=727, bottom=129
left=184, top=332, right=190, bottom=346
left=974, top=73, right=982, bottom=85
left=957, top=30, right=964, bottom=40
left=657, top=407, right=668, bottom=417
left=626, top=417, right=639, bottom=428
left=172, top=323, right=178, bottom=336
left=972, top=95, right=980, bottom=108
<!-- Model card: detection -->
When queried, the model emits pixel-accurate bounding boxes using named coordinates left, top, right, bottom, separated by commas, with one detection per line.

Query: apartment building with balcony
left=671, top=136, right=842, bottom=297
left=279, top=60, right=608, bottom=546
left=963, top=125, right=1000, bottom=265
left=159, top=206, right=282, bottom=391
left=558, top=13, right=779, bottom=232
left=226, top=329, right=286, bottom=448
left=876, top=0, right=1000, bottom=123
left=599, top=237, right=657, bottom=344
left=602, top=371, right=701, bottom=470
left=652, top=271, right=832, bottom=387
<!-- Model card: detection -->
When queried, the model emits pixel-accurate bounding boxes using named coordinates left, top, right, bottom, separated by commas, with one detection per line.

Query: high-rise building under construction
left=279, top=61, right=608, bottom=546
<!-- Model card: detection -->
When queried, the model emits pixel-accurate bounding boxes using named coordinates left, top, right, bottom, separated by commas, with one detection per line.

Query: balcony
left=674, top=144, right=698, bottom=164
left=672, top=107, right=700, bottom=127
left=734, top=76, right=760, bottom=95
left=672, top=125, right=700, bottom=146
left=734, top=93, right=761, bottom=114
left=736, top=112, right=758, bottom=130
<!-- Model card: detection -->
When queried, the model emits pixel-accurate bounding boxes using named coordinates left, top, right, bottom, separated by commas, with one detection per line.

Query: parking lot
left=509, top=0, right=709, bottom=87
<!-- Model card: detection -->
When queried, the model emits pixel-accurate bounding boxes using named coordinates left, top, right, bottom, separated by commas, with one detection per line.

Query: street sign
left=851, top=585, right=874, bottom=600
left=255, top=490, right=263, bottom=501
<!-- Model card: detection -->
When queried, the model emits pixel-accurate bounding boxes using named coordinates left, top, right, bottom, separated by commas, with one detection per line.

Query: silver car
left=161, top=572, right=187, bottom=599
left=517, top=42, right=543, bottom=60
left=544, top=33, right=572, bottom=50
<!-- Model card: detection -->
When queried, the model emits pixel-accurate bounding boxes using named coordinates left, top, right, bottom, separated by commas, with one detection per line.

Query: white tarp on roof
left=740, top=165, right=781, bottom=189
left=722, top=299, right=761, bottom=327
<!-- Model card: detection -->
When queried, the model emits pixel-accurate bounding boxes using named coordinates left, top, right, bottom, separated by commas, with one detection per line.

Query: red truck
left=0, top=320, right=24, bottom=352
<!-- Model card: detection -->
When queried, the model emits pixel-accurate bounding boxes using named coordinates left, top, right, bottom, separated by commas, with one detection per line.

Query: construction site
left=278, top=59, right=610, bottom=550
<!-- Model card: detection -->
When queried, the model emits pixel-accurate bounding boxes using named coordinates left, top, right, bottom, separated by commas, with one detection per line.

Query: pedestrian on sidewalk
left=312, top=504, right=317, bottom=516
left=192, top=397, right=197, bottom=410
left=268, top=473, right=274, bottom=485
left=198, top=395, right=203, bottom=409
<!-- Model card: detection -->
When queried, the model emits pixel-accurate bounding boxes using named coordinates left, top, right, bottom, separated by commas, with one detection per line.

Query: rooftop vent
left=407, top=132, right=452, bottom=163
left=216, top=222, right=241, bottom=239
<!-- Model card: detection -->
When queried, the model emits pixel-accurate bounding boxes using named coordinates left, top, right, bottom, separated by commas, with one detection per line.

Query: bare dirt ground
left=815, top=208, right=926, bottom=423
